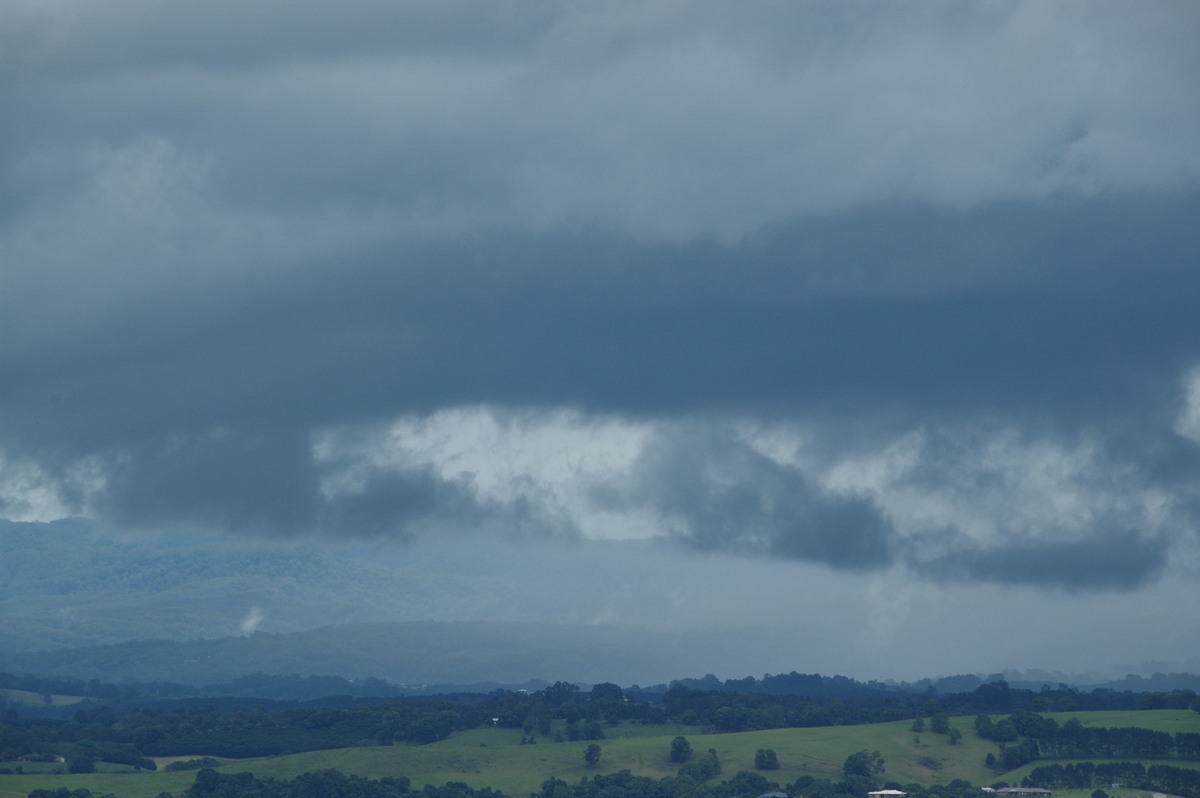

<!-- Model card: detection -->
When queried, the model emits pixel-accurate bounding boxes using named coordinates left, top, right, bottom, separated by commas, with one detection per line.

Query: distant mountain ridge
left=0, top=619, right=847, bottom=687
left=3, top=619, right=1199, bottom=699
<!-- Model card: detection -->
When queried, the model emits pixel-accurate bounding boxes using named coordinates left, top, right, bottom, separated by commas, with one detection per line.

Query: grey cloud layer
left=594, top=425, right=896, bottom=571
left=2, top=1, right=1199, bottom=594
left=4, top=1, right=1198, bottom=240
left=7, top=200, right=1199, bottom=442
left=4, top=202, right=1199, bottom=591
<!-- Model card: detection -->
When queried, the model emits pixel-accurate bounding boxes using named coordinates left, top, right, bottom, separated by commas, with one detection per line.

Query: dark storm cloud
left=317, top=469, right=485, bottom=542
left=3, top=198, right=1200, bottom=559
left=86, top=423, right=560, bottom=540
left=596, top=420, right=1188, bottom=591
left=13, top=197, right=1200, bottom=434
left=934, top=530, right=1171, bottom=592
left=3, top=1, right=1200, bottom=596
left=594, top=425, right=895, bottom=570
left=95, top=428, right=320, bottom=534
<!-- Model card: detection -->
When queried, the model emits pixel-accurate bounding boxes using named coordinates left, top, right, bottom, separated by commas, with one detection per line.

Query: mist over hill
left=2, top=519, right=1196, bottom=688
left=0, top=620, right=796, bottom=688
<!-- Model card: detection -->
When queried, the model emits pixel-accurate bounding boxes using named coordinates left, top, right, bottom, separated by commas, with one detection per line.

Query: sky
left=2, top=0, right=1200, bottom=682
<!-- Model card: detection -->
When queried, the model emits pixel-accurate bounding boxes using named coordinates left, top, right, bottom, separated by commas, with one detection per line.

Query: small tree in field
left=584, top=744, right=601, bottom=767
left=670, top=736, right=693, bottom=763
left=843, top=749, right=884, bottom=779
left=755, top=749, right=779, bottom=770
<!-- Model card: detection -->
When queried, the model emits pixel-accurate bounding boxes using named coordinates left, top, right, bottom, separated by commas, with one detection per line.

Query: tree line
left=1024, top=761, right=1200, bottom=798
left=971, top=708, right=1200, bottom=774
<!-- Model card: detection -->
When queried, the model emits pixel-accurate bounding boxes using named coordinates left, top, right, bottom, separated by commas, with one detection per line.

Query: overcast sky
left=3, top=0, right=1200, bottom=680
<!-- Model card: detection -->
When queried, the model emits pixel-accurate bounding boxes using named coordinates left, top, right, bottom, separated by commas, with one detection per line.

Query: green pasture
left=1, top=710, right=1196, bottom=798
left=200, top=719, right=1003, bottom=794
left=1039, top=709, right=1200, bottom=735
left=0, top=687, right=85, bottom=707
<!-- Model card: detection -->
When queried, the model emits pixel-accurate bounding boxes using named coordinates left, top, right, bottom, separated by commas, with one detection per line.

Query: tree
left=678, top=749, right=721, bottom=781
left=976, top=715, right=997, bottom=740
left=755, top=749, right=780, bottom=770
left=584, top=744, right=602, bottom=767
left=542, top=682, right=581, bottom=708
left=843, top=749, right=885, bottom=779
left=590, top=683, right=624, bottom=702
left=993, top=719, right=1019, bottom=742
left=193, top=768, right=221, bottom=796
left=723, top=771, right=775, bottom=797
left=670, top=736, right=693, bottom=763
left=703, top=749, right=721, bottom=778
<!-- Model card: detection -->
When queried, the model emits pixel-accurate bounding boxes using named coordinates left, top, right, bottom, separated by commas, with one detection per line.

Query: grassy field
left=0, top=710, right=1196, bottom=798
left=0, top=687, right=85, bottom=707
left=1039, top=709, right=1200, bottom=735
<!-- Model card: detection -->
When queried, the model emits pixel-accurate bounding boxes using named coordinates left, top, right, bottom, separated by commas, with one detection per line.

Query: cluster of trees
left=163, top=758, right=224, bottom=772
left=537, top=769, right=783, bottom=798
left=0, top=715, right=157, bottom=773
left=650, top=681, right=1197, bottom=735
left=190, top=767, right=424, bottom=798
left=911, top=712, right=962, bottom=745
left=973, top=709, right=1200, bottom=773
left=676, top=672, right=910, bottom=702
left=842, top=750, right=884, bottom=780
left=660, top=684, right=911, bottom=732
left=184, top=766, right=828, bottom=798
left=659, top=674, right=1197, bottom=716
left=562, top=721, right=606, bottom=743
left=127, top=704, right=466, bottom=757
left=985, top=739, right=1040, bottom=773
left=677, top=749, right=722, bottom=782
left=1137, top=690, right=1200, bottom=710
left=754, top=749, right=779, bottom=770
left=26, top=789, right=116, bottom=798
left=1034, top=719, right=1181, bottom=758
left=0, top=700, right=481, bottom=765
left=663, top=736, right=719, bottom=780
left=478, top=683, right=648, bottom=735
left=1024, top=762, right=1200, bottom=798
